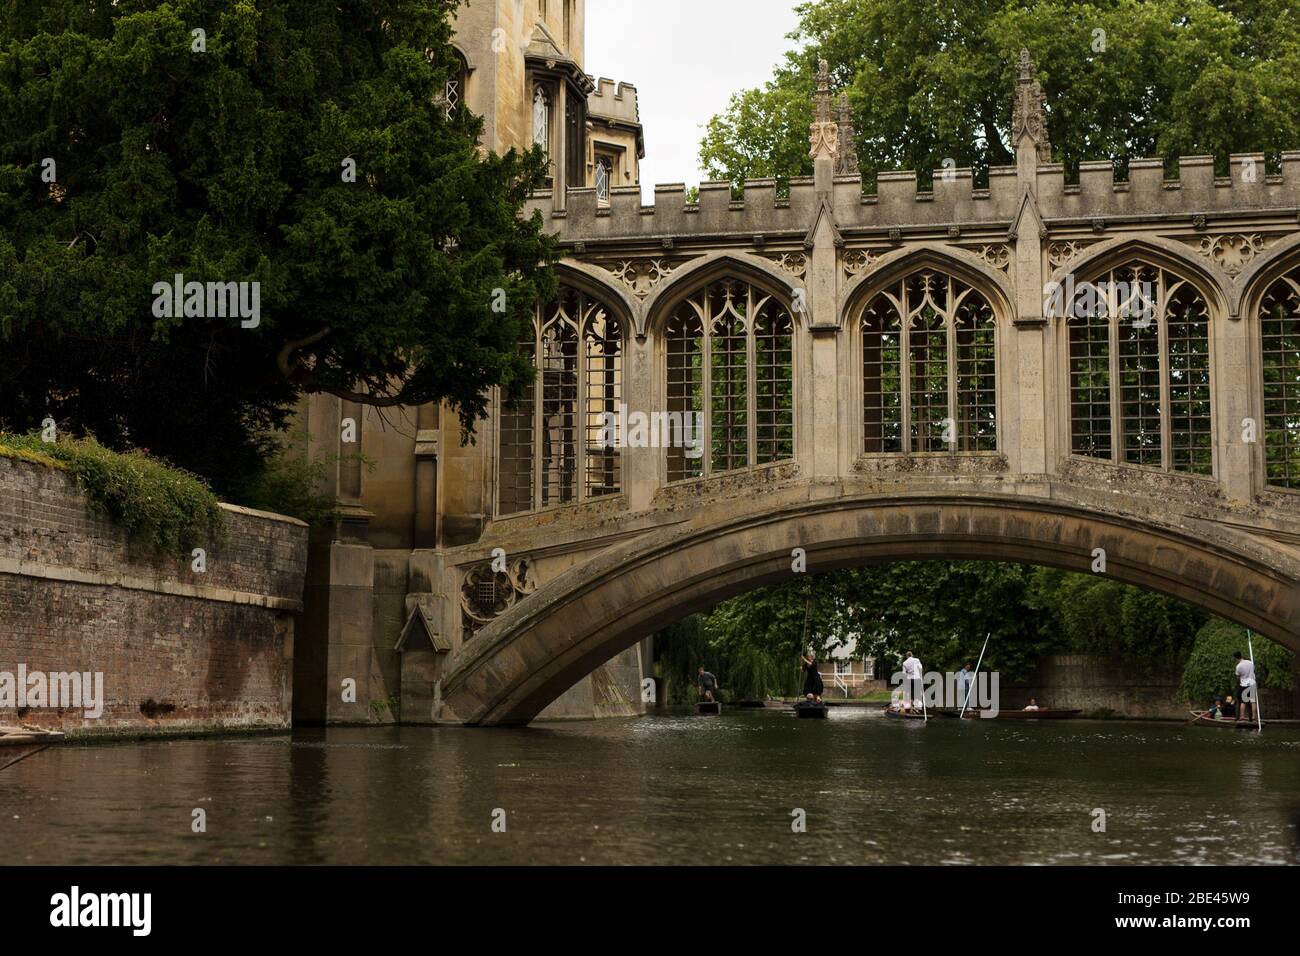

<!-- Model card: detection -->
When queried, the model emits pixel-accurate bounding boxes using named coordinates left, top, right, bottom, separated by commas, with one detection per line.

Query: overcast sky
left=585, top=0, right=803, bottom=201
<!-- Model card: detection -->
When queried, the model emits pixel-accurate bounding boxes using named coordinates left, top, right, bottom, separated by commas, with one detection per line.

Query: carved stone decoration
left=1047, top=239, right=1093, bottom=270
left=1011, top=49, right=1052, bottom=163
left=1197, top=233, right=1267, bottom=276
left=461, top=557, right=541, bottom=635
left=842, top=248, right=881, bottom=278
left=973, top=243, right=1011, bottom=273
left=605, top=258, right=678, bottom=298
left=508, top=557, right=538, bottom=596
left=460, top=563, right=515, bottom=632
left=809, top=59, right=839, bottom=162
left=835, top=93, right=859, bottom=175
left=769, top=252, right=808, bottom=279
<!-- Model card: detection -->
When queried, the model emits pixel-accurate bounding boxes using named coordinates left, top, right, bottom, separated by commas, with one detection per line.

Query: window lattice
left=497, top=332, right=535, bottom=516
left=754, top=300, right=795, bottom=464
left=666, top=310, right=705, bottom=482
left=497, top=286, right=623, bottom=515
left=1261, top=268, right=1300, bottom=488
left=860, top=271, right=997, bottom=453
left=665, top=279, right=795, bottom=481
left=1064, top=262, right=1212, bottom=475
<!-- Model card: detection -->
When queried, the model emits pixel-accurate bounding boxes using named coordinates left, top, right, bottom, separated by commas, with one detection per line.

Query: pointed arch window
left=860, top=272, right=997, bottom=454
left=497, top=287, right=624, bottom=515
left=1062, top=262, right=1211, bottom=474
left=1260, top=266, right=1300, bottom=488
left=665, top=279, right=794, bottom=482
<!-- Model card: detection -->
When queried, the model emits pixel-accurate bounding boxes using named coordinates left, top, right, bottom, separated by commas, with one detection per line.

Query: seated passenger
left=1023, top=698, right=1041, bottom=711
left=1221, top=696, right=1236, bottom=718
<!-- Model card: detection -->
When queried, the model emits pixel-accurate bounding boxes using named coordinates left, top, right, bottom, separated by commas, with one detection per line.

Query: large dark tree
left=0, top=0, right=554, bottom=492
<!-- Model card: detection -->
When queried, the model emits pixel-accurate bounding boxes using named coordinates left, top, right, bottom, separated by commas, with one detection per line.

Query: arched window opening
left=664, top=279, right=794, bottom=482
left=860, top=271, right=997, bottom=454
left=1064, top=262, right=1211, bottom=475
left=497, top=287, right=623, bottom=515
left=1260, top=266, right=1300, bottom=488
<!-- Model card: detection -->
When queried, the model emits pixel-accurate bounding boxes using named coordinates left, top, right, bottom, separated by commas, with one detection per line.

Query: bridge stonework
left=422, top=53, right=1300, bottom=724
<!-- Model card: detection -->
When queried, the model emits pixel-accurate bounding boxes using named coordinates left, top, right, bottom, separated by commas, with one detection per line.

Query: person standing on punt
left=697, top=666, right=718, bottom=702
left=901, top=651, right=924, bottom=709
left=955, top=661, right=975, bottom=710
left=1233, top=651, right=1256, bottom=723
left=800, top=650, right=824, bottom=704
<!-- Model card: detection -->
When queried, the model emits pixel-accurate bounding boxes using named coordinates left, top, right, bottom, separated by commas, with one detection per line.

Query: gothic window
left=665, top=279, right=794, bottom=482
left=1260, top=266, right=1300, bottom=488
left=595, top=155, right=612, bottom=205
left=1063, top=262, right=1212, bottom=474
left=497, top=286, right=624, bottom=515
left=860, top=272, right=996, bottom=454
left=444, top=50, right=468, bottom=121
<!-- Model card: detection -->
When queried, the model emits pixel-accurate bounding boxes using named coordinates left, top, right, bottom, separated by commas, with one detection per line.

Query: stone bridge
left=425, top=53, right=1300, bottom=725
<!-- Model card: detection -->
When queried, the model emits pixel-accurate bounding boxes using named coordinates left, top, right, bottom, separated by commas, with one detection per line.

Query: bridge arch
left=435, top=494, right=1300, bottom=725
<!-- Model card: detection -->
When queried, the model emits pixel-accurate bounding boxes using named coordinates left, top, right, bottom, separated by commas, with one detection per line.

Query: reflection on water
left=3, top=707, right=1298, bottom=865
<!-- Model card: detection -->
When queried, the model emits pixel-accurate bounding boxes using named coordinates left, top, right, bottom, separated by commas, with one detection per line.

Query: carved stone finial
left=809, top=59, right=839, bottom=161
left=835, top=93, right=859, bottom=175
left=1012, top=48, right=1051, bottom=163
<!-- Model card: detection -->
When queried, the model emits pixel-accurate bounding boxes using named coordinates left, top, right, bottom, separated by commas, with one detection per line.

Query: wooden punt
left=883, top=707, right=928, bottom=720
left=793, top=701, right=829, bottom=719
left=0, top=725, right=64, bottom=771
left=962, top=709, right=1083, bottom=720
left=1187, top=710, right=1260, bottom=731
left=696, top=701, right=722, bottom=715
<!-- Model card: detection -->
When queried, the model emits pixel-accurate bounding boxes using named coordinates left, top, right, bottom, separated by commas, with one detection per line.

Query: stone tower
left=293, top=0, right=648, bottom=725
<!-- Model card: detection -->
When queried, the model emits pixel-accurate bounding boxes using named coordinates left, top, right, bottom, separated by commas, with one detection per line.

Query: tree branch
left=276, top=326, right=333, bottom=380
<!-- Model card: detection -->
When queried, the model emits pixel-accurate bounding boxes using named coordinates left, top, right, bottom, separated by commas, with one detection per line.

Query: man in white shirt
left=1233, top=651, right=1256, bottom=723
left=901, top=651, right=923, bottom=709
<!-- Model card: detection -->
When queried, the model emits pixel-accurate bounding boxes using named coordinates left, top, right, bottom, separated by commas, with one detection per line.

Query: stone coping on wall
left=0, top=456, right=307, bottom=611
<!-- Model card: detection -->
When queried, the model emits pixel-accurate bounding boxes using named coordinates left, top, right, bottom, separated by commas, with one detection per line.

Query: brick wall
left=0, top=456, right=307, bottom=736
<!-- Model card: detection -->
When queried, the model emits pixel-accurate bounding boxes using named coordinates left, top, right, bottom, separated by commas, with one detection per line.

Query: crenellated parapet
left=526, top=153, right=1300, bottom=249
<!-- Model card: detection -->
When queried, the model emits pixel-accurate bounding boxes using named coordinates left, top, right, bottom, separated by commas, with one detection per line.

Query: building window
left=665, top=279, right=794, bottom=482
left=595, top=155, right=612, bottom=205
left=498, top=286, right=624, bottom=515
left=1260, top=266, right=1300, bottom=488
left=1064, top=262, right=1211, bottom=474
left=532, top=84, right=550, bottom=155
left=860, top=271, right=996, bottom=454
left=444, top=51, right=468, bottom=121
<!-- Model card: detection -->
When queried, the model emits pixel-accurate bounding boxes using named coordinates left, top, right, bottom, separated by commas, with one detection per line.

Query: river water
left=4, top=707, right=1298, bottom=865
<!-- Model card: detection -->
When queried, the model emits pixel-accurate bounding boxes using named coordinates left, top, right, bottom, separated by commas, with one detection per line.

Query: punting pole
left=1247, top=630, right=1263, bottom=731
left=960, top=632, right=992, bottom=719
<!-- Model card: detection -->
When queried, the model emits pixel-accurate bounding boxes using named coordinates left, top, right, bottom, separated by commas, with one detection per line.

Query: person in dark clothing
left=800, top=651, right=824, bottom=703
left=697, top=667, right=718, bottom=702
left=1222, top=695, right=1237, bottom=718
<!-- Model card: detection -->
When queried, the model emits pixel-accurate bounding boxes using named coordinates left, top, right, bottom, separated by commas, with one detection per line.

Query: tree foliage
left=0, top=0, right=555, bottom=494
left=1179, top=617, right=1294, bottom=703
left=699, top=0, right=1300, bottom=191
left=656, top=562, right=1230, bottom=697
